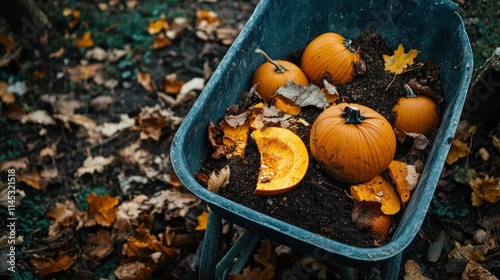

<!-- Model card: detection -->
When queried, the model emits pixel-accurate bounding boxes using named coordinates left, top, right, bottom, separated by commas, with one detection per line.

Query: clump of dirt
left=198, top=29, right=444, bottom=248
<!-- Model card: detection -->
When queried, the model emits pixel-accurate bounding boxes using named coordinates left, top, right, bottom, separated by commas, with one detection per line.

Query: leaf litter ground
left=1, top=0, right=499, bottom=279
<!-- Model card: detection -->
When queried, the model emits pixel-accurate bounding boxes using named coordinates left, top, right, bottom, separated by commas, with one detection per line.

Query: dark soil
left=199, top=29, right=444, bottom=248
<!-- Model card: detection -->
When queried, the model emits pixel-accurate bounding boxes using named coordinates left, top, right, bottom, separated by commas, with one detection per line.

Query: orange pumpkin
left=392, top=84, right=439, bottom=135
left=251, top=49, right=309, bottom=103
left=310, top=103, right=396, bottom=184
left=301, top=32, right=361, bottom=85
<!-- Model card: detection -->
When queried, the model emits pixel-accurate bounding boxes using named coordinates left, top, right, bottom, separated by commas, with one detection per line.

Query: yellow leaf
left=383, top=44, right=419, bottom=75
left=31, top=254, right=74, bottom=275
left=87, top=193, right=119, bottom=226
left=446, top=139, right=470, bottom=165
left=76, top=31, right=94, bottom=48
left=148, top=19, right=169, bottom=35
left=195, top=210, right=209, bottom=231
left=470, top=176, right=500, bottom=206
left=163, top=73, right=184, bottom=94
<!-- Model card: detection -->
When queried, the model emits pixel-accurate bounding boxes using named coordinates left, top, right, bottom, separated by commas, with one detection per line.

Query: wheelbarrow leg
left=381, top=251, right=403, bottom=280
left=199, top=211, right=222, bottom=280
left=199, top=211, right=261, bottom=280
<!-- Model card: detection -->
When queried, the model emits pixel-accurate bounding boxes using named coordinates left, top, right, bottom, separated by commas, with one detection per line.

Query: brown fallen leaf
left=407, top=79, right=444, bottom=104
left=115, top=261, right=153, bottom=280
left=123, top=223, right=177, bottom=258
left=21, top=110, right=55, bottom=125
left=446, top=139, right=470, bottom=165
left=404, top=259, right=431, bottom=280
left=75, top=155, right=115, bottom=177
left=446, top=242, right=489, bottom=273
left=2, top=103, right=27, bottom=121
left=66, top=63, right=103, bottom=82
left=0, top=81, right=15, bottom=104
left=30, top=253, right=74, bottom=275
left=163, top=73, right=184, bottom=94
left=90, top=95, right=114, bottom=111
left=469, top=175, right=500, bottom=206
left=153, top=32, right=172, bottom=49
left=48, top=200, right=78, bottom=236
left=114, top=194, right=149, bottom=240
left=462, top=260, right=498, bottom=280
left=207, top=165, right=230, bottom=193
left=137, top=71, right=155, bottom=92
left=87, top=193, right=119, bottom=227
left=85, top=229, right=113, bottom=259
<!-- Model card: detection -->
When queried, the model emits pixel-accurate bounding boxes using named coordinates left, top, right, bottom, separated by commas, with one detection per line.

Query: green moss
left=464, top=0, right=500, bottom=68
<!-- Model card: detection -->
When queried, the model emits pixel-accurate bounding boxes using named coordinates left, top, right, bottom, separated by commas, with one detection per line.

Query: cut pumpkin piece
left=220, top=121, right=249, bottom=158
left=274, top=95, right=301, bottom=115
left=251, top=127, right=309, bottom=195
left=350, top=175, right=401, bottom=215
left=388, top=160, right=411, bottom=206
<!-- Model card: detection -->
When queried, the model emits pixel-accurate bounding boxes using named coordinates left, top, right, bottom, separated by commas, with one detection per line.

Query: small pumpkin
left=310, top=103, right=396, bottom=184
left=392, top=84, right=440, bottom=135
left=251, top=48, right=309, bottom=104
left=301, top=32, right=361, bottom=85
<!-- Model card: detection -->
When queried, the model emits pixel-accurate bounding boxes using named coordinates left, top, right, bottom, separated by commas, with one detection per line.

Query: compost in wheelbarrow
left=199, top=29, right=445, bottom=248
left=171, top=0, right=473, bottom=268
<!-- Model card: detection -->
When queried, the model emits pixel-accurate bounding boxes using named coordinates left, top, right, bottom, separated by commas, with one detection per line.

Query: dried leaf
left=115, top=261, right=153, bottom=280
left=143, top=189, right=201, bottom=219
left=454, top=119, right=476, bottom=141
left=31, top=254, right=74, bottom=275
left=137, top=72, right=155, bottom=92
left=85, top=230, right=113, bottom=259
left=90, top=95, right=114, bottom=111
left=207, top=165, right=230, bottom=193
left=114, top=194, right=149, bottom=239
left=195, top=210, right=209, bottom=231
left=0, top=157, right=29, bottom=172
left=407, top=79, right=443, bottom=104
left=75, top=155, right=115, bottom=177
left=179, top=77, right=205, bottom=95
left=322, top=79, right=339, bottom=103
left=163, top=73, right=184, bottom=94
left=67, top=63, right=103, bottom=82
left=0, top=81, right=15, bottom=104
left=395, top=130, right=430, bottom=150
left=148, top=19, right=169, bottom=35
left=76, top=31, right=94, bottom=48
left=405, top=165, right=420, bottom=191
left=446, top=242, right=489, bottom=273
left=94, top=114, right=135, bottom=137
left=446, top=139, right=470, bottom=165
left=2, top=103, right=27, bottom=120
left=123, top=223, right=177, bottom=258
left=87, top=193, right=119, bottom=227
left=462, top=261, right=498, bottom=280
left=275, top=81, right=328, bottom=109
left=21, top=110, right=55, bottom=125
left=469, top=176, right=500, bottom=206
left=153, top=32, right=172, bottom=49
left=383, top=44, right=419, bottom=75
left=492, top=135, right=500, bottom=154
left=48, top=200, right=78, bottom=236
left=18, top=168, right=58, bottom=190
left=404, top=259, right=431, bottom=280
left=0, top=181, right=25, bottom=208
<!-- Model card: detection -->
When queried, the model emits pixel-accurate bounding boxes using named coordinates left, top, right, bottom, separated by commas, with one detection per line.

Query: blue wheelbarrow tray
left=171, top=0, right=473, bottom=269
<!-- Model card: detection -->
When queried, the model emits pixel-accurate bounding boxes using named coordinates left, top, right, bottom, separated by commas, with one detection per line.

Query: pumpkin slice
left=387, top=160, right=411, bottom=206
left=251, top=127, right=309, bottom=195
left=350, top=175, right=401, bottom=215
left=274, top=95, right=301, bottom=115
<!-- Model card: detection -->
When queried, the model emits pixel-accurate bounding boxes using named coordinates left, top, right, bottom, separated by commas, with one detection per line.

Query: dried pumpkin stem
left=343, top=39, right=355, bottom=53
left=403, top=83, right=418, bottom=98
left=255, top=48, right=287, bottom=74
left=342, top=106, right=366, bottom=124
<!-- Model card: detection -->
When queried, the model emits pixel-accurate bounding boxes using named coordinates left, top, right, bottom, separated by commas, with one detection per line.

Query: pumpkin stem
left=342, top=106, right=366, bottom=124
left=255, top=48, right=287, bottom=74
left=403, top=84, right=418, bottom=98
left=343, top=39, right=356, bottom=53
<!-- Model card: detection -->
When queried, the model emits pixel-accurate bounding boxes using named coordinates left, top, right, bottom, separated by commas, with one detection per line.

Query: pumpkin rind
left=310, top=103, right=396, bottom=184
left=301, top=32, right=361, bottom=85
left=251, top=50, right=308, bottom=103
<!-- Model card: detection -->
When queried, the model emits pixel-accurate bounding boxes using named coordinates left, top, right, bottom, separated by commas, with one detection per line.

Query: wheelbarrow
left=170, top=0, right=473, bottom=278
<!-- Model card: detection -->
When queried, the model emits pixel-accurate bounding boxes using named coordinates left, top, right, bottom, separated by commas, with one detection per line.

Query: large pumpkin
left=301, top=32, right=361, bottom=85
left=310, top=103, right=396, bottom=184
